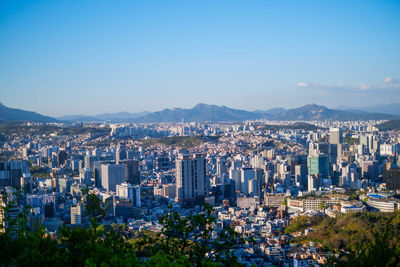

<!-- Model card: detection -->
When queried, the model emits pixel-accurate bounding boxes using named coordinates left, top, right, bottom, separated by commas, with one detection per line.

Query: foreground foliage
left=0, top=192, right=244, bottom=266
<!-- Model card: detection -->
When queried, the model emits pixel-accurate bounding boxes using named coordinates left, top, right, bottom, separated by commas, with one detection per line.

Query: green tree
left=0, top=190, right=247, bottom=266
left=134, top=204, right=246, bottom=266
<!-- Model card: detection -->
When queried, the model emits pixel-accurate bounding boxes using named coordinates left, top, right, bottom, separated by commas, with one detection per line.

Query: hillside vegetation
left=377, top=120, right=400, bottom=131
left=286, top=212, right=400, bottom=266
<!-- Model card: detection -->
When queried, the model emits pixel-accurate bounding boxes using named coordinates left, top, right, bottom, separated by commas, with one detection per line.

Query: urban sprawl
left=1, top=120, right=400, bottom=266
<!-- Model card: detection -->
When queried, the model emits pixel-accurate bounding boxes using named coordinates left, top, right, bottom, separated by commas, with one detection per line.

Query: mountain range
left=336, top=103, right=400, bottom=116
left=0, top=103, right=56, bottom=123
left=1, top=102, right=399, bottom=123
left=57, top=111, right=151, bottom=122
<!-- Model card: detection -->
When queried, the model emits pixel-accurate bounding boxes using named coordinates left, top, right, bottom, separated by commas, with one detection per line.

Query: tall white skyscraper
left=116, top=182, right=141, bottom=207
left=329, top=127, right=343, bottom=145
left=175, top=154, right=206, bottom=203
left=241, top=168, right=255, bottom=195
left=101, top=164, right=127, bottom=192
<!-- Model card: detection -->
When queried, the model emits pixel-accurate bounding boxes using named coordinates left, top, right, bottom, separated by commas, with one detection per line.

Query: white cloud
left=297, top=77, right=400, bottom=92
left=297, top=82, right=310, bottom=88
left=384, top=77, right=399, bottom=84
left=359, top=83, right=371, bottom=90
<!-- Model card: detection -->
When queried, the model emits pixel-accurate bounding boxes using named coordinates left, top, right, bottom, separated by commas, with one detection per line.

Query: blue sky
left=1, top=0, right=399, bottom=116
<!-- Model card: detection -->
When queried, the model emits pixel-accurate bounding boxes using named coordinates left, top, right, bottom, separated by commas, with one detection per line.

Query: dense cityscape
left=1, top=115, right=400, bottom=265
left=1, top=1, right=400, bottom=266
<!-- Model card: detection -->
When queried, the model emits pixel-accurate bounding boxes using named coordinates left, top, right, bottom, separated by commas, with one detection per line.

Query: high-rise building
left=84, top=155, right=99, bottom=170
left=175, top=154, right=206, bottom=204
left=229, top=169, right=241, bottom=193
left=125, top=160, right=140, bottom=185
left=295, top=165, right=307, bottom=189
left=100, top=164, right=127, bottom=192
left=307, top=154, right=330, bottom=179
left=79, top=168, right=91, bottom=186
left=57, top=151, right=68, bottom=167
left=308, top=175, right=317, bottom=192
left=241, top=168, right=255, bottom=195
left=0, top=191, right=23, bottom=238
left=70, top=204, right=82, bottom=225
left=385, top=168, right=400, bottom=190
left=116, top=182, right=141, bottom=207
left=216, top=157, right=227, bottom=177
left=57, top=177, right=72, bottom=193
left=0, top=161, right=30, bottom=188
left=329, top=127, right=343, bottom=145
left=116, top=144, right=127, bottom=164
left=155, top=155, right=171, bottom=171
left=93, top=161, right=102, bottom=188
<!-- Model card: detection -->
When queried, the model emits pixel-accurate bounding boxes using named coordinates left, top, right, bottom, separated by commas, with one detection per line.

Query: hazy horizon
left=1, top=1, right=399, bottom=116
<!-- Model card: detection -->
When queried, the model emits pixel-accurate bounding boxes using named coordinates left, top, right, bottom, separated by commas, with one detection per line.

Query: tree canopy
left=0, top=192, right=245, bottom=266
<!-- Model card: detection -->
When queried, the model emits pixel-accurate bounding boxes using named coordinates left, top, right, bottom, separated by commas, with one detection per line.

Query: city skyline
left=1, top=1, right=400, bottom=116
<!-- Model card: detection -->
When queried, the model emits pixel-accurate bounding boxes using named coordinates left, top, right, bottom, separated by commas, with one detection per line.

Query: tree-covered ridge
left=377, top=119, right=400, bottom=131
left=0, top=191, right=246, bottom=266
left=285, top=212, right=400, bottom=266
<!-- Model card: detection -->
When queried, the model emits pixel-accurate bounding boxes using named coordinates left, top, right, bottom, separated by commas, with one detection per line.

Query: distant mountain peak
left=192, top=103, right=218, bottom=109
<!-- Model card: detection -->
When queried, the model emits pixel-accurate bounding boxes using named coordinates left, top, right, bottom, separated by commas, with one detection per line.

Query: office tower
left=229, top=169, right=241, bottom=192
left=308, top=175, right=317, bottom=192
left=21, top=173, right=32, bottom=194
left=175, top=154, right=206, bottom=204
left=307, top=154, right=330, bottom=179
left=295, top=165, right=307, bottom=189
left=100, top=163, right=127, bottom=192
left=93, top=161, right=102, bottom=187
left=250, top=154, right=264, bottom=169
left=241, top=168, right=255, bottom=195
left=70, top=204, right=82, bottom=225
left=254, top=168, right=265, bottom=197
left=84, top=155, right=99, bottom=170
left=385, top=168, right=400, bottom=190
left=125, top=160, right=140, bottom=185
left=248, top=179, right=257, bottom=196
left=380, top=144, right=394, bottom=156
left=360, top=134, right=374, bottom=154
left=155, top=155, right=171, bottom=171
left=362, top=160, right=379, bottom=181
left=0, top=192, right=23, bottom=238
left=57, top=177, right=72, bottom=193
left=79, top=168, right=91, bottom=186
left=231, top=159, right=242, bottom=170
left=216, top=157, right=227, bottom=177
left=340, top=163, right=361, bottom=188
left=71, top=160, right=80, bottom=172
left=281, top=172, right=291, bottom=188
left=116, top=182, right=141, bottom=207
left=309, top=142, right=330, bottom=157
left=57, top=151, right=68, bottom=167
left=0, top=161, right=30, bottom=188
left=116, top=144, right=127, bottom=164
left=329, top=144, right=339, bottom=164
left=329, top=127, right=343, bottom=145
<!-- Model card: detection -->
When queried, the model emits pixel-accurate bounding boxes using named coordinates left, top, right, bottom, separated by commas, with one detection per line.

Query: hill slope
left=269, top=104, right=397, bottom=121
left=0, top=103, right=56, bottom=123
left=376, top=120, right=400, bottom=131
